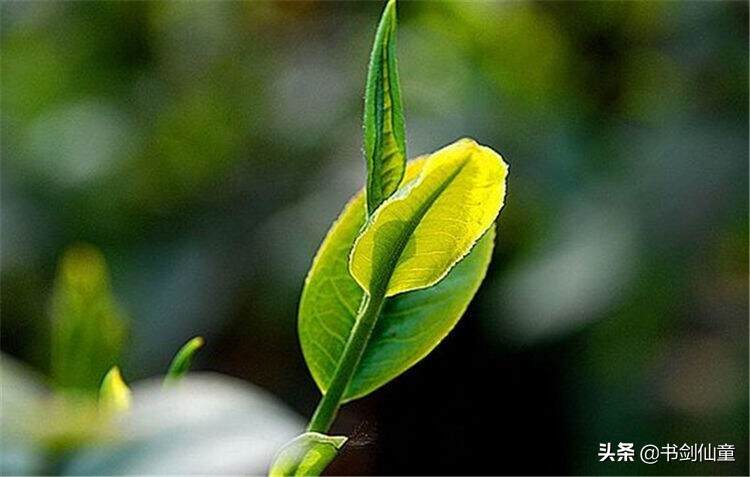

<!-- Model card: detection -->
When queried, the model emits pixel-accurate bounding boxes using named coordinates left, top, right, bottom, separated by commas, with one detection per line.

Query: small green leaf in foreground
left=269, top=432, right=347, bottom=477
left=363, top=0, right=407, bottom=216
left=99, top=366, right=132, bottom=413
left=164, top=336, right=204, bottom=386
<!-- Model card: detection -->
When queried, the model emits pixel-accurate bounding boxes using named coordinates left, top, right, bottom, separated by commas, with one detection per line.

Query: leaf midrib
left=366, top=155, right=472, bottom=296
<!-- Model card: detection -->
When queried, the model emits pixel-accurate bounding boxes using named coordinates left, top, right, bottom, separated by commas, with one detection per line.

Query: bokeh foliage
left=1, top=1, right=747, bottom=475
left=50, top=245, right=127, bottom=392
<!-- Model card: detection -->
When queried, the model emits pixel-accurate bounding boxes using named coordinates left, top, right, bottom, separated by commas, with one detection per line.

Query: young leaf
left=363, top=0, right=407, bottom=215
left=99, top=366, right=132, bottom=413
left=299, top=139, right=506, bottom=402
left=51, top=245, right=128, bottom=393
left=269, top=432, right=347, bottom=477
left=351, top=138, right=507, bottom=297
left=164, top=336, right=204, bottom=386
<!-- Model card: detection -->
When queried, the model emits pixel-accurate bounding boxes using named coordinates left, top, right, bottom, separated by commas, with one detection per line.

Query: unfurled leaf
left=363, top=0, right=407, bottom=216
left=268, top=432, right=347, bottom=477
left=351, top=138, right=507, bottom=297
left=299, top=139, right=506, bottom=401
left=164, top=336, right=204, bottom=386
left=99, top=367, right=131, bottom=413
left=50, top=245, right=128, bottom=393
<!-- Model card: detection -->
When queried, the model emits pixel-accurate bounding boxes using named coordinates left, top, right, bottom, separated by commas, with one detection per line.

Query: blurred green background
left=1, top=1, right=747, bottom=475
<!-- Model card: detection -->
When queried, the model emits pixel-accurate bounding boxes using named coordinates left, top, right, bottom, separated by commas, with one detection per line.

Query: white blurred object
left=0, top=356, right=48, bottom=475
left=492, top=199, right=638, bottom=341
left=63, top=373, right=304, bottom=475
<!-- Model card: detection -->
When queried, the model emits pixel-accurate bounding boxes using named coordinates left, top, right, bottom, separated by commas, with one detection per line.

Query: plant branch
left=306, top=285, right=387, bottom=433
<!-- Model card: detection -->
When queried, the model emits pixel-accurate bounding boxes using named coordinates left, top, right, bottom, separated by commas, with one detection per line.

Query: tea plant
left=269, top=1, right=508, bottom=475
left=51, top=245, right=205, bottom=402
left=6, top=244, right=205, bottom=472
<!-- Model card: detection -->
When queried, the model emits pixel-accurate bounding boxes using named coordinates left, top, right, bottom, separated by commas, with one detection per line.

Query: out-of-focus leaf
left=268, top=432, right=347, bottom=477
left=99, top=367, right=132, bottom=413
left=62, top=373, right=304, bottom=476
left=363, top=0, right=407, bottom=215
left=351, top=138, right=507, bottom=297
left=299, top=142, right=503, bottom=401
left=164, top=336, right=204, bottom=386
left=50, top=245, right=128, bottom=393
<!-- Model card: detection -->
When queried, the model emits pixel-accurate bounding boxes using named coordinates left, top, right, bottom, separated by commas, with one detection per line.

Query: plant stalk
left=306, top=284, right=387, bottom=433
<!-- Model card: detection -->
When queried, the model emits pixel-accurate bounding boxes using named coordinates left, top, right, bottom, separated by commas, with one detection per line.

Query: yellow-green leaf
left=268, top=432, right=347, bottom=477
left=351, top=138, right=507, bottom=297
left=50, top=245, right=128, bottom=393
left=164, top=336, right=204, bottom=386
left=363, top=0, right=407, bottom=215
left=299, top=139, right=505, bottom=401
left=99, top=366, right=132, bottom=413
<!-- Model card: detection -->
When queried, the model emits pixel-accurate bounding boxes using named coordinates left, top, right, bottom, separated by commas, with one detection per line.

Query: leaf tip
left=164, top=336, right=205, bottom=385
left=99, top=366, right=132, bottom=413
left=188, top=335, right=205, bottom=349
left=385, top=0, right=397, bottom=16
left=456, top=137, right=509, bottom=171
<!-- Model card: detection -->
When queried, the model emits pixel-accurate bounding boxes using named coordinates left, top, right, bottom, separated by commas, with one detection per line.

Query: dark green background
left=1, top=1, right=747, bottom=475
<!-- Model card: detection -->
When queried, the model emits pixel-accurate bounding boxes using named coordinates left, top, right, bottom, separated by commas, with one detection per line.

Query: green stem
left=305, top=156, right=464, bottom=433
left=307, top=285, right=387, bottom=433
